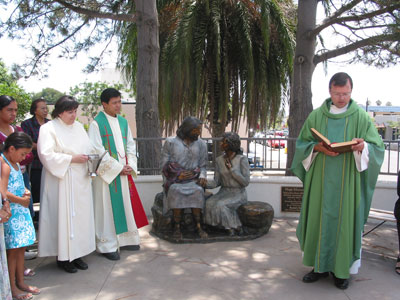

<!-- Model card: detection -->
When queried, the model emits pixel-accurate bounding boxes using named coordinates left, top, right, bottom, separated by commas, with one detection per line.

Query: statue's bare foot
left=198, top=227, right=208, bottom=239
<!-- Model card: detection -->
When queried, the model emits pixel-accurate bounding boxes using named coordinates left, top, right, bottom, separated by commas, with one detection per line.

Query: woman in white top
left=37, top=96, right=96, bottom=273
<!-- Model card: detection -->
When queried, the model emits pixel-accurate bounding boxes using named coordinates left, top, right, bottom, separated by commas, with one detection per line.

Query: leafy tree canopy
left=1, top=1, right=161, bottom=174
left=0, top=59, right=31, bottom=122
left=0, top=0, right=136, bottom=78
left=313, top=0, right=400, bottom=67
left=32, top=87, right=64, bottom=104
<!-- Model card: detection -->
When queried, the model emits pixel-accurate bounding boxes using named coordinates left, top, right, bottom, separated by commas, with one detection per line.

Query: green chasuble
left=95, top=111, right=129, bottom=235
left=291, top=99, right=384, bottom=278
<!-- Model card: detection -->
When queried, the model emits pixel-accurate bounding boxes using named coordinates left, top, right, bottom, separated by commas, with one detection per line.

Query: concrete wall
left=134, top=175, right=397, bottom=218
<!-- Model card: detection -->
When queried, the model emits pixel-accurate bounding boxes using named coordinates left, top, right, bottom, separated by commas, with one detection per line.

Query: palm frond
left=159, top=0, right=295, bottom=135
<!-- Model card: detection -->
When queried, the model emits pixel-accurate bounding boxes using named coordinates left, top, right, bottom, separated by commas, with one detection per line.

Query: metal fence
left=134, top=137, right=399, bottom=176
left=381, top=140, right=400, bottom=175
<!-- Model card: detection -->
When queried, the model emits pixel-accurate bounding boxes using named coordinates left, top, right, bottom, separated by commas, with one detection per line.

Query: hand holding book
left=314, top=142, right=339, bottom=156
left=311, top=128, right=359, bottom=153
left=351, top=138, right=365, bottom=153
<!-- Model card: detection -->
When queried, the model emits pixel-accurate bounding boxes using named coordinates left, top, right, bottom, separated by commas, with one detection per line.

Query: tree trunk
left=135, top=0, right=161, bottom=175
left=286, top=0, right=318, bottom=175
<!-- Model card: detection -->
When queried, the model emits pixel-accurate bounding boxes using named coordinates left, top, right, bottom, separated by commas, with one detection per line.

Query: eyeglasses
left=331, top=92, right=351, bottom=98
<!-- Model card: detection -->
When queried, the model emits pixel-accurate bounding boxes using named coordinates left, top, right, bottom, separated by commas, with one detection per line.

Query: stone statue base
left=151, top=192, right=274, bottom=244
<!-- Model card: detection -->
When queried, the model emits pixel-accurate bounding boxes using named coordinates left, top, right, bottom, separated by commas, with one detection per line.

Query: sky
left=0, top=39, right=112, bottom=94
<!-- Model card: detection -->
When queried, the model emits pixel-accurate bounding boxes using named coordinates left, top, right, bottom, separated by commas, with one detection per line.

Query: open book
left=311, top=128, right=357, bottom=153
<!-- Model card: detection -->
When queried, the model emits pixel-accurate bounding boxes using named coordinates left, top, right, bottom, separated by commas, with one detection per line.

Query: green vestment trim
left=291, top=99, right=384, bottom=278
left=95, top=111, right=129, bottom=235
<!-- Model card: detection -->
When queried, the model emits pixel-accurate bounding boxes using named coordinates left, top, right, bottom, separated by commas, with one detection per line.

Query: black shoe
left=73, top=258, right=88, bottom=270
left=333, top=274, right=349, bottom=289
left=57, top=260, right=78, bottom=273
left=302, top=269, right=329, bottom=283
left=121, top=245, right=140, bottom=251
left=103, top=251, right=120, bottom=261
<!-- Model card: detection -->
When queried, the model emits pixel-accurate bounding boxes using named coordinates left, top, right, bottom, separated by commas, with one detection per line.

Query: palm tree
left=158, top=0, right=295, bottom=137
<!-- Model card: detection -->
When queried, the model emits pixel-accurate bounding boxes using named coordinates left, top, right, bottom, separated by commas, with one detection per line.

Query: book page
left=310, top=128, right=331, bottom=145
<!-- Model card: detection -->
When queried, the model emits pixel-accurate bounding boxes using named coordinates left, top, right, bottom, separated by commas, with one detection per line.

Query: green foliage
left=388, top=121, right=400, bottom=129
left=32, top=88, right=64, bottom=104
left=0, top=1, right=136, bottom=77
left=156, top=0, right=295, bottom=135
left=69, top=81, right=127, bottom=124
left=0, top=60, right=31, bottom=122
left=312, top=1, right=400, bottom=67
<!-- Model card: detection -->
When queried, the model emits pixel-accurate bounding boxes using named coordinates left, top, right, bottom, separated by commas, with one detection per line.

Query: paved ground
left=24, top=218, right=399, bottom=300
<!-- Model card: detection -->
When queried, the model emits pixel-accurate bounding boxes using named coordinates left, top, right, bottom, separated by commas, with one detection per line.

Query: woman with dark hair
left=21, top=99, right=49, bottom=209
left=0, top=96, right=34, bottom=217
left=204, top=132, right=250, bottom=235
left=37, top=95, right=96, bottom=273
left=0, top=95, right=31, bottom=147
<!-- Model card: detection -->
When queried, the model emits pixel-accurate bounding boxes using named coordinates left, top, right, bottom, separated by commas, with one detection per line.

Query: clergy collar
left=330, top=103, right=349, bottom=114
left=104, top=111, right=118, bottom=119
left=321, top=98, right=358, bottom=119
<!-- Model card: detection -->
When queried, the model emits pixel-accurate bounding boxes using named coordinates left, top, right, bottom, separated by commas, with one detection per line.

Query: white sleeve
left=88, top=121, right=124, bottom=185
left=302, top=147, right=319, bottom=171
left=126, top=126, right=138, bottom=177
left=37, top=124, right=72, bottom=179
left=353, top=141, right=369, bottom=172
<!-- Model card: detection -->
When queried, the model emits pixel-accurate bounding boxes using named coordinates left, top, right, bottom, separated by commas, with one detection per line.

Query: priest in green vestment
left=291, top=72, right=384, bottom=289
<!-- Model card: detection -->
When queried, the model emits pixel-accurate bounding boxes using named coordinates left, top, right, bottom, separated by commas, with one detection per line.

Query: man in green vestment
left=88, top=88, right=148, bottom=261
left=291, top=72, right=384, bottom=289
